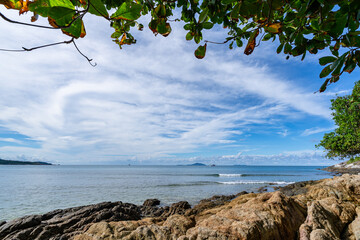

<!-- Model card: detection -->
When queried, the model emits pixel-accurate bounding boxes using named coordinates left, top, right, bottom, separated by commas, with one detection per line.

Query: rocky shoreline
left=322, top=161, right=360, bottom=175
left=1, top=166, right=360, bottom=240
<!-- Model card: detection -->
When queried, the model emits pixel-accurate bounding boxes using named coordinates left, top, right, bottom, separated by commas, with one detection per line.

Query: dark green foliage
left=317, top=81, right=360, bottom=162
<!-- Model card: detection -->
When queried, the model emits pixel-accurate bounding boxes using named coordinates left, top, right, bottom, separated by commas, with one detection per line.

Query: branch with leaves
left=0, top=0, right=359, bottom=91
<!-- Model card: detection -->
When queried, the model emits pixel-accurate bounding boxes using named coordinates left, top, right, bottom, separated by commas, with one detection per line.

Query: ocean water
left=0, top=165, right=331, bottom=221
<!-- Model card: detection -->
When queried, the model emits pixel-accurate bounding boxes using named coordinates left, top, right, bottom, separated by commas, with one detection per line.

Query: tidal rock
left=0, top=201, right=141, bottom=240
left=323, top=161, right=360, bottom=175
left=161, top=201, right=191, bottom=217
left=142, top=199, right=161, bottom=207
left=140, top=199, right=166, bottom=217
left=186, top=192, right=247, bottom=216
left=277, top=180, right=318, bottom=196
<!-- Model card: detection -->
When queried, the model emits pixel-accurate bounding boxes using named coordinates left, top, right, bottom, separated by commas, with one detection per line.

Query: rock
left=296, top=174, right=360, bottom=204
left=277, top=180, right=318, bottom=196
left=74, top=191, right=307, bottom=240
left=73, top=216, right=195, bottom=240
left=161, top=201, right=191, bottom=217
left=257, top=186, right=268, bottom=193
left=0, top=201, right=141, bottom=240
left=141, top=200, right=192, bottom=218
left=349, top=209, right=360, bottom=240
left=7, top=174, right=360, bottom=240
left=142, top=198, right=161, bottom=207
left=185, top=191, right=307, bottom=239
left=323, top=161, right=360, bottom=175
left=140, top=199, right=166, bottom=218
left=186, top=192, right=247, bottom=216
left=299, top=197, right=356, bottom=240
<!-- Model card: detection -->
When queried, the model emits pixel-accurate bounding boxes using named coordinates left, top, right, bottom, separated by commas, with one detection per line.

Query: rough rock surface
left=4, top=174, right=360, bottom=240
left=0, top=202, right=141, bottom=240
left=74, top=174, right=360, bottom=240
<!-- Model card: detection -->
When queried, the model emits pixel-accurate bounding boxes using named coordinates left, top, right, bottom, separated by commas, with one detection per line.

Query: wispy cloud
left=0, top=138, right=23, bottom=144
left=0, top=11, right=335, bottom=164
left=301, top=127, right=336, bottom=136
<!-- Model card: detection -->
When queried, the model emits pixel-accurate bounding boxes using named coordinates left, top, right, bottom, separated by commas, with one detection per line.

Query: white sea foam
left=218, top=181, right=295, bottom=185
left=218, top=174, right=243, bottom=177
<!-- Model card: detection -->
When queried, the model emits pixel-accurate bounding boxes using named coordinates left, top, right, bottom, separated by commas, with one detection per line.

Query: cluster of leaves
left=0, top=0, right=359, bottom=89
left=317, top=81, right=360, bottom=162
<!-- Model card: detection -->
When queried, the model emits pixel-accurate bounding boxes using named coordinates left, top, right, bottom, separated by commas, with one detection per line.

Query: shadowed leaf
left=195, top=43, right=207, bottom=59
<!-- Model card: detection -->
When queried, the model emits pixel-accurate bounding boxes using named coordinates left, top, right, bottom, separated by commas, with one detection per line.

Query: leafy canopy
left=317, top=81, right=360, bottom=162
left=0, top=0, right=360, bottom=90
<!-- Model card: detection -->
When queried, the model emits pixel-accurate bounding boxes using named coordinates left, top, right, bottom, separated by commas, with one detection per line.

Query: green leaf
left=194, top=35, right=201, bottom=44
left=88, top=0, right=108, bottom=17
left=111, top=2, right=142, bottom=21
left=157, top=20, right=171, bottom=37
left=355, top=51, right=360, bottom=67
left=61, top=17, right=86, bottom=38
left=343, top=58, right=357, bottom=73
left=221, top=0, right=237, bottom=4
left=330, top=13, right=347, bottom=37
left=194, top=43, right=207, bottom=59
left=319, top=79, right=330, bottom=92
left=198, top=9, right=208, bottom=23
left=276, top=43, right=284, bottom=54
left=48, top=7, right=75, bottom=26
left=330, top=52, right=348, bottom=76
left=111, top=31, right=122, bottom=38
left=262, top=33, right=272, bottom=41
left=319, top=56, right=337, bottom=66
left=230, top=2, right=241, bottom=20
left=202, top=22, right=214, bottom=30
left=320, top=65, right=333, bottom=78
left=29, top=0, right=75, bottom=17
left=186, top=32, right=193, bottom=41
left=284, top=43, right=292, bottom=54
left=236, top=38, right=243, bottom=47
left=183, top=23, right=191, bottom=31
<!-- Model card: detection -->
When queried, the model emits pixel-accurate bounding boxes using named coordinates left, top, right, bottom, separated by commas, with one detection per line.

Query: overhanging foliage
left=0, top=0, right=359, bottom=90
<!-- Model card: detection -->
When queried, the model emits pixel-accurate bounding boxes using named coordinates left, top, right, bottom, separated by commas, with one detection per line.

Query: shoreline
left=1, top=165, right=359, bottom=239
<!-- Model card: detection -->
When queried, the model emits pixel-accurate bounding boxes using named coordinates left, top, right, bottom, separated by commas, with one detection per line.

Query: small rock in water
left=257, top=186, right=268, bottom=193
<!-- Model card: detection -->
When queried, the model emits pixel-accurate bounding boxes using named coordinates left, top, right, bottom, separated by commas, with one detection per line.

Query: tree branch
left=72, top=40, right=97, bottom=67
left=0, top=38, right=74, bottom=52
left=0, top=11, right=56, bottom=29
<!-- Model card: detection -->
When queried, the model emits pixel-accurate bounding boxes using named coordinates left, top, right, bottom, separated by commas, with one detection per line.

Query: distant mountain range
left=0, top=159, right=52, bottom=165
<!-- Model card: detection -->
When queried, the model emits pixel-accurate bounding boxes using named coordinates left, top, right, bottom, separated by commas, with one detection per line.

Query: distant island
left=0, top=159, right=52, bottom=165
left=188, top=163, right=206, bottom=166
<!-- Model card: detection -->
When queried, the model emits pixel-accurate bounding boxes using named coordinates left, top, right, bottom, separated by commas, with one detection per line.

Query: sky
left=0, top=7, right=358, bottom=165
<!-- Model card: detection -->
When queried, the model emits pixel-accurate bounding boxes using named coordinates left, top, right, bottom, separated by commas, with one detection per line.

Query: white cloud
left=277, top=129, right=289, bottom=137
left=0, top=10, right=334, bottom=163
left=301, top=127, right=336, bottom=136
left=0, top=138, right=23, bottom=144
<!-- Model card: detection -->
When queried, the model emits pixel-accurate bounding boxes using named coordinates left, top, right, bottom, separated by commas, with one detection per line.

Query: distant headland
left=0, top=159, right=52, bottom=165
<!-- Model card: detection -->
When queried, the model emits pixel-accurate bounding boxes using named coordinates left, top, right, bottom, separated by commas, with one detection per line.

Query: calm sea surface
left=0, top=165, right=331, bottom=221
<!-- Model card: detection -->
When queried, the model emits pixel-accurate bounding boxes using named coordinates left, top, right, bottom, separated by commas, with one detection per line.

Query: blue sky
left=0, top=8, right=358, bottom=165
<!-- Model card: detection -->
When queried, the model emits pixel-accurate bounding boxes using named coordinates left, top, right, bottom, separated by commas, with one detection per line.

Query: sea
left=0, top=165, right=332, bottom=221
